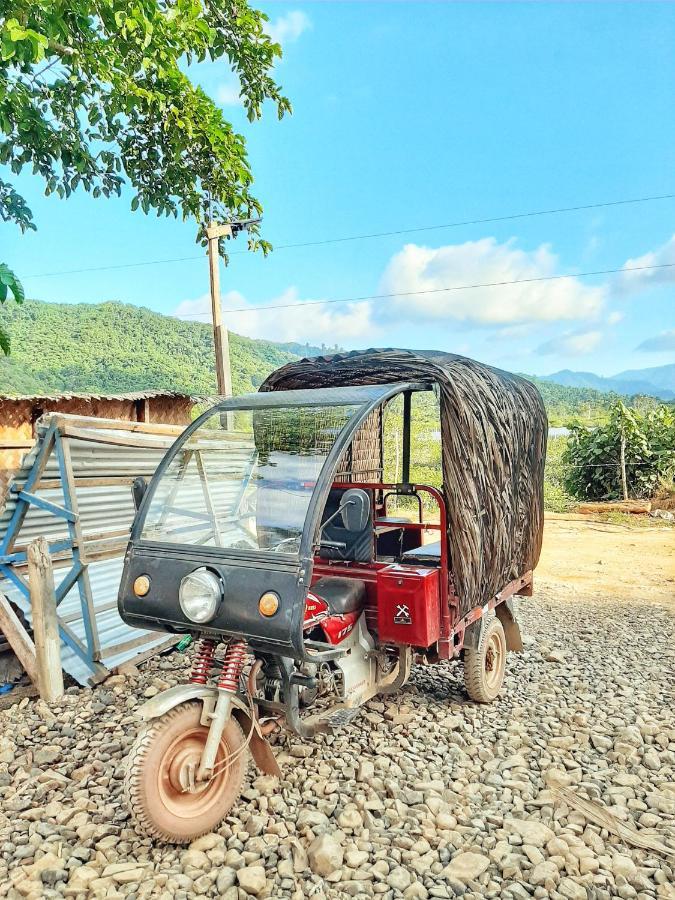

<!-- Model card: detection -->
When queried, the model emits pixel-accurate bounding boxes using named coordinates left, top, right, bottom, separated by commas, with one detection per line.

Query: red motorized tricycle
left=118, top=349, right=546, bottom=842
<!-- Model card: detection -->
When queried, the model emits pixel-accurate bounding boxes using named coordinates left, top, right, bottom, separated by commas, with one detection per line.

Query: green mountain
left=522, top=374, right=629, bottom=426
left=542, top=366, right=675, bottom=401
left=0, top=299, right=659, bottom=428
left=0, top=299, right=296, bottom=396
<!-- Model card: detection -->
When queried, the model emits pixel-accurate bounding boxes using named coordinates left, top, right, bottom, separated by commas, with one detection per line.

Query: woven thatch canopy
left=261, top=348, right=547, bottom=616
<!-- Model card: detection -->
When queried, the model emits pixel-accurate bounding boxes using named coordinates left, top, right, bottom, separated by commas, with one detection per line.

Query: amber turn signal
left=259, top=591, right=280, bottom=617
left=133, top=575, right=151, bottom=597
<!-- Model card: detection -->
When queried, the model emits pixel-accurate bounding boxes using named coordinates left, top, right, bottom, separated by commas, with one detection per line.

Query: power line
left=268, top=192, right=675, bottom=251
left=21, top=191, right=675, bottom=280
left=176, top=260, right=675, bottom=319
left=24, top=254, right=204, bottom=279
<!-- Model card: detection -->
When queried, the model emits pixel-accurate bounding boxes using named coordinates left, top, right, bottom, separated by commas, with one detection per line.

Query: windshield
left=140, top=404, right=360, bottom=554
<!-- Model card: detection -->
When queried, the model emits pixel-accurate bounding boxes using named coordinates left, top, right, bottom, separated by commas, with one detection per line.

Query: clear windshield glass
left=140, top=404, right=360, bottom=554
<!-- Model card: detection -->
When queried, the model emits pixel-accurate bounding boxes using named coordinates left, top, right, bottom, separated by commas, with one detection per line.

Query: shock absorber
left=198, top=639, right=248, bottom=780
left=190, top=638, right=217, bottom=685
left=217, top=639, right=248, bottom=692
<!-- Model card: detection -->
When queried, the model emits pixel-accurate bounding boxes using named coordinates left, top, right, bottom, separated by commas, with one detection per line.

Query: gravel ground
left=0, top=584, right=674, bottom=900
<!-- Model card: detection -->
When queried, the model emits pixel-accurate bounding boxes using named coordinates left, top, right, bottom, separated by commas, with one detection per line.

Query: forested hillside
left=0, top=300, right=296, bottom=396
left=0, top=299, right=653, bottom=426
left=522, top=375, right=628, bottom=426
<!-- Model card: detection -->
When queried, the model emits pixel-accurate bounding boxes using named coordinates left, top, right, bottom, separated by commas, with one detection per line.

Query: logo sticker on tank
left=394, top=603, right=412, bottom=625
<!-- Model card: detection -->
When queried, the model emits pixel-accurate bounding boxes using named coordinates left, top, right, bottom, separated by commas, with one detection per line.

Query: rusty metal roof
left=0, top=389, right=195, bottom=403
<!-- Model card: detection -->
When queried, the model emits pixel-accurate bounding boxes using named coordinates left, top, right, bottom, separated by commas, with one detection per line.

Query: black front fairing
left=117, top=383, right=427, bottom=660
left=119, top=544, right=305, bottom=657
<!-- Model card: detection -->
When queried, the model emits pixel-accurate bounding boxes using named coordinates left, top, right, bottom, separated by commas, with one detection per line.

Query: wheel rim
left=156, top=725, right=234, bottom=821
left=484, top=631, right=504, bottom=691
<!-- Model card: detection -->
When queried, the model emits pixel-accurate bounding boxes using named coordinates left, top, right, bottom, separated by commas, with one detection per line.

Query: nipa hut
left=0, top=389, right=195, bottom=485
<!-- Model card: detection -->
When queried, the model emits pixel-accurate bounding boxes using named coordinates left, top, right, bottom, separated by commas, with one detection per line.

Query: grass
left=583, top=510, right=674, bottom=529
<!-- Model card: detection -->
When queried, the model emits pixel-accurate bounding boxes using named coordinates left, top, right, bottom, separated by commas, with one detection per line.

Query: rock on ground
left=0, top=584, right=673, bottom=898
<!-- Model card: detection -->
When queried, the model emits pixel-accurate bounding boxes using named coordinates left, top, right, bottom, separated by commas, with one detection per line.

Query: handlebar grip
left=320, top=539, right=347, bottom=550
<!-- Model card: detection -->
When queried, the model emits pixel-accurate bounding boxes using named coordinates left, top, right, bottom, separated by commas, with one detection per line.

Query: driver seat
left=311, top=576, right=365, bottom=615
left=318, top=487, right=374, bottom=563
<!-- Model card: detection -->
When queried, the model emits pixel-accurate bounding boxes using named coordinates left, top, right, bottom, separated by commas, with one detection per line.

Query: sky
left=4, top=2, right=675, bottom=377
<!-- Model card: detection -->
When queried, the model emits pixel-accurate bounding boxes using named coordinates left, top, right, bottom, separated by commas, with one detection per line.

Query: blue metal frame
left=0, top=421, right=106, bottom=678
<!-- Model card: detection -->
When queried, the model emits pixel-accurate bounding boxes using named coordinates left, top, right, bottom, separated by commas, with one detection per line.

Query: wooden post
left=0, top=595, right=38, bottom=688
left=28, top=537, right=64, bottom=701
left=206, top=222, right=233, bottom=398
left=620, top=433, right=629, bottom=501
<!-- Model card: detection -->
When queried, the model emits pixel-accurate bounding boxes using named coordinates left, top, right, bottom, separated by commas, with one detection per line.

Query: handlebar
left=319, top=539, right=347, bottom=551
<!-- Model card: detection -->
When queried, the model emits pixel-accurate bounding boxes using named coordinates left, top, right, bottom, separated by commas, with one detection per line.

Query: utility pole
left=205, top=217, right=261, bottom=398
left=206, top=221, right=234, bottom=398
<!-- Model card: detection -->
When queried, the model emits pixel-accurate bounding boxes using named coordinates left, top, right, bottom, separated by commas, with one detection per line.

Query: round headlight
left=179, top=568, right=222, bottom=623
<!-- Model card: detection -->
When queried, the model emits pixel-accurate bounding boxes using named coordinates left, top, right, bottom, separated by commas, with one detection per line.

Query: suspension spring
left=217, top=639, right=248, bottom=693
left=189, top=638, right=217, bottom=685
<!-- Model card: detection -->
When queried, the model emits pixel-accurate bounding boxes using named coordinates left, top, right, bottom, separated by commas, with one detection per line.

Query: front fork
left=191, top=637, right=249, bottom=781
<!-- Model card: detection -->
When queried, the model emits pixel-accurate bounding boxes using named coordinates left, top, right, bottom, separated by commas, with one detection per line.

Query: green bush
left=543, top=435, right=575, bottom=512
left=562, top=401, right=675, bottom=501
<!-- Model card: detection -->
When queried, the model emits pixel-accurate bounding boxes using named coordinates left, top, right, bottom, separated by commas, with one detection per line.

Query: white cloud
left=216, top=81, right=242, bottom=106
left=618, top=233, right=675, bottom=294
left=607, top=311, right=624, bottom=325
left=537, top=329, right=603, bottom=356
left=378, top=238, right=606, bottom=326
left=267, top=11, right=311, bottom=45
left=174, top=287, right=374, bottom=344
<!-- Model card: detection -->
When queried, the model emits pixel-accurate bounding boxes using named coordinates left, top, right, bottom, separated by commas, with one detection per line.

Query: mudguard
left=496, top=599, right=524, bottom=652
left=137, top=683, right=218, bottom=720
left=136, top=684, right=281, bottom=777
left=464, top=600, right=524, bottom=653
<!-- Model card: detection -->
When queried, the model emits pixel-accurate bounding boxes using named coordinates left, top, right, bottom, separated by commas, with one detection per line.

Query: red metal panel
left=376, top=564, right=440, bottom=648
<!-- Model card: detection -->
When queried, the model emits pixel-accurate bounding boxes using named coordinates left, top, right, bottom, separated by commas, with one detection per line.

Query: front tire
left=464, top=617, right=507, bottom=703
left=124, top=701, right=247, bottom=843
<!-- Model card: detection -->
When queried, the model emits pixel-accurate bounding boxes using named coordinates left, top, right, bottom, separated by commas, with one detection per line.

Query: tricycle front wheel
left=124, top=701, right=247, bottom=843
left=464, top=617, right=507, bottom=703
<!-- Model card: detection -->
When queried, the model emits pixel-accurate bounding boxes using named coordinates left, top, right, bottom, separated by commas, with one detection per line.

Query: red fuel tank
left=376, top=565, right=440, bottom=648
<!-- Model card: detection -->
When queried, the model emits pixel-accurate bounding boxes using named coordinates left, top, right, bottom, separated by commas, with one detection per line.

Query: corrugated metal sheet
left=4, top=558, right=170, bottom=684
left=0, top=415, right=185, bottom=685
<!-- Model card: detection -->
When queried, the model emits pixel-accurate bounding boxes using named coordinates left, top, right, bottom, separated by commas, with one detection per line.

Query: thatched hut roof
left=261, top=348, right=547, bottom=616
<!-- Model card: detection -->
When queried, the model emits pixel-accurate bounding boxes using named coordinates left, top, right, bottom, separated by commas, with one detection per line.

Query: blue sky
left=5, top=2, right=675, bottom=376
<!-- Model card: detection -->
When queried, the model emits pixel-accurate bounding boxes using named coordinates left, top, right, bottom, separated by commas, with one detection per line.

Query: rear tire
left=464, top=617, right=507, bottom=703
left=124, top=701, right=247, bottom=843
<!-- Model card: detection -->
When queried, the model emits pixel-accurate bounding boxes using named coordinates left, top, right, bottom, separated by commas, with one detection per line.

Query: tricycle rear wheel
left=124, top=701, right=247, bottom=843
left=464, top=617, right=507, bottom=703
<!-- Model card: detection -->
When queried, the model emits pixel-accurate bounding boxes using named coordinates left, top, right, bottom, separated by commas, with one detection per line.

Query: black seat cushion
left=401, top=540, right=442, bottom=565
left=318, top=487, right=374, bottom=563
left=311, top=576, right=366, bottom=614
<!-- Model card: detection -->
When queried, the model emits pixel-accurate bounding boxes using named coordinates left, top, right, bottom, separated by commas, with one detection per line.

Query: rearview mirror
left=339, top=488, right=370, bottom=532
left=132, top=476, right=148, bottom=511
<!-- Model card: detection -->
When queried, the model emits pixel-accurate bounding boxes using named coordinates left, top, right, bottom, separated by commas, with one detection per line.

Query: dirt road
left=538, top=513, right=675, bottom=604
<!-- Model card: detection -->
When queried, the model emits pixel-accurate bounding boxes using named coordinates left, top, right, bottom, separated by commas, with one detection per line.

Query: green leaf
left=0, top=326, right=10, bottom=356
left=0, top=0, right=290, bottom=259
left=11, top=274, right=25, bottom=303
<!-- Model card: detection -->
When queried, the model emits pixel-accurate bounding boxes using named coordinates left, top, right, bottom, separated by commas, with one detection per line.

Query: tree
left=0, top=262, right=23, bottom=352
left=562, top=400, right=675, bottom=501
left=0, top=0, right=290, bottom=352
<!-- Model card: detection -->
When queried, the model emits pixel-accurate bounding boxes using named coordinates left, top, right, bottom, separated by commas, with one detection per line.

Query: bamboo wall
left=0, top=394, right=194, bottom=493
